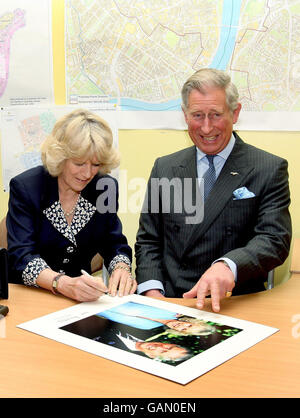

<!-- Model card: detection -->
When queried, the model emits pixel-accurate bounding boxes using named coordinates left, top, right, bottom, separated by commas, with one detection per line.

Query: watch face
left=52, top=278, right=58, bottom=294
left=52, top=274, right=64, bottom=294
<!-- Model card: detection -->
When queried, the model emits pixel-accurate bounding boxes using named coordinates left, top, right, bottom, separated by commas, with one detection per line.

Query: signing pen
left=80, top=269, right=109, bottom=294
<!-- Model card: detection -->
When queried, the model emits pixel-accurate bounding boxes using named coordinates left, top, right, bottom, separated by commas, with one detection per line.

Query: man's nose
left=201, top=115, right=214, bottom=134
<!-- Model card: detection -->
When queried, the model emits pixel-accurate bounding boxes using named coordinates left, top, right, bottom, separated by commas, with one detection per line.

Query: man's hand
left=183, top=262, right=235, bottom=312
left=143, top=289, right=163, bottom=298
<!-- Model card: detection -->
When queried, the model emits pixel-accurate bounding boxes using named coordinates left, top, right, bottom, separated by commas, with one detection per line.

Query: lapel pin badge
left=230, top=172, right=239, bottom=176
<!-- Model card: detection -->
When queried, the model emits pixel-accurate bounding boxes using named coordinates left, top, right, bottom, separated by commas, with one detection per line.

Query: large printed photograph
left=61, top=301, right=242, bottom=366
left=18, top=294, right=278, bottom=384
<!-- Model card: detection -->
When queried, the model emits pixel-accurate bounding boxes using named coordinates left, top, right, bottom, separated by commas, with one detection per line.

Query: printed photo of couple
left=61, top=302, right=242, bottom=366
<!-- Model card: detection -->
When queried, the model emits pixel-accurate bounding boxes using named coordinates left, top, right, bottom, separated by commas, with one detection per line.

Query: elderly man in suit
left=135, top=68, right=292, bottom=312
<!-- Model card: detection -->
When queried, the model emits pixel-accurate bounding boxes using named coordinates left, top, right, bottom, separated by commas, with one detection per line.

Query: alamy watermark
left=0, top=316, right=6, bottom=338
left=291, top=314, right=300, bottom=339
left=96, top=170, right=205, bottom=225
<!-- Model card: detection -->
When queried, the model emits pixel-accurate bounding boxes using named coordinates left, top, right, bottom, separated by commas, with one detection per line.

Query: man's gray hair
left=181, top=68, right=239, bottom=113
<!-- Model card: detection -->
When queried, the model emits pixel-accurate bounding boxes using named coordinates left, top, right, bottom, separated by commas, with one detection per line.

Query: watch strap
left=51, top=273, right=65, bottom=295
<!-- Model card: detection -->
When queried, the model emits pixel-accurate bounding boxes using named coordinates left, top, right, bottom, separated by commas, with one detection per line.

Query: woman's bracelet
left=111, top=264, right=134, bottom=280
left=112, top=264, right=131, bottom=273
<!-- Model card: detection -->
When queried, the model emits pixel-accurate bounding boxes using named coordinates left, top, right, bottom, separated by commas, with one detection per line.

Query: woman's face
left=59, top=156, right=101, bottom=192
left=166, top=320, right=212, bottom=334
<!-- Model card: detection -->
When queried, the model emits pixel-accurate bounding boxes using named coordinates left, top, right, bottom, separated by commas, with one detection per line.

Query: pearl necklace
left=61, top=193, right=81, bottom=217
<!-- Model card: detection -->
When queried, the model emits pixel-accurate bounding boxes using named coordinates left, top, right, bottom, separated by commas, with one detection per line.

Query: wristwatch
left=51, top=273, right=65, bottom=295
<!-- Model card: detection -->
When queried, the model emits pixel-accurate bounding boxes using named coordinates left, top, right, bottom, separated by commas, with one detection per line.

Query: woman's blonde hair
left=41, top=109, right=120, bottom=176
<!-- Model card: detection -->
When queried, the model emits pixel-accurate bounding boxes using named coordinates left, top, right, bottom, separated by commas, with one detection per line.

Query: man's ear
left=182, top=105, right=189, bottom=124
left=233, top=102, right=242, bottom=124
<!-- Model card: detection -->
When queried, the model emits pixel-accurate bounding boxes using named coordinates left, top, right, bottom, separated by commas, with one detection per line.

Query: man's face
left=183, top=87, right=241, bottom=155
left=138, top=342, right=188, bottom=360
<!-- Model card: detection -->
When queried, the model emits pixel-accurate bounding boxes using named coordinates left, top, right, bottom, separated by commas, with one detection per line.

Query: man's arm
left=185, top=157, right=292, bottom=311
left=135, top=160, right=166, bottom=293
left=224, top=157, right=291, bottom=283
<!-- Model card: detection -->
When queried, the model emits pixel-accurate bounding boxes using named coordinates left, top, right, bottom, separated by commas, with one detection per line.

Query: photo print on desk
left=60, top=302, right=242, bottom=366
left=18, top=294, right=278, bottom=384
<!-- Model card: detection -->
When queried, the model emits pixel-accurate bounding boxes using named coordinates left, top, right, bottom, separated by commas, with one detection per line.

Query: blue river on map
left=116, top=0, right=242, bottom=111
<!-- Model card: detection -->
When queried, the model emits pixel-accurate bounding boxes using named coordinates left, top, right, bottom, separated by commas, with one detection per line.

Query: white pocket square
left=233, top=187, right=255, bottom=200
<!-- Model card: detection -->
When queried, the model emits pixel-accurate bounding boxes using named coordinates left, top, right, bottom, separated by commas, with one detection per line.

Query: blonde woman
left=7, top=109, right=136, bottom=301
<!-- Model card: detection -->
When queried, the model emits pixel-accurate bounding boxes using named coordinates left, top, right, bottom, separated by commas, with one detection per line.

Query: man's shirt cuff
left=137, top=280, right=165, bottom=295
left=213, top=257, right=237, bottom=281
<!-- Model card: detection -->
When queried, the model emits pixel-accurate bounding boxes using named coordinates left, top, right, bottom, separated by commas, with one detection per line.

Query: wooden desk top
left=291, top=238, right=300, bottom=273
left=1, top=277, right=300, bottom=398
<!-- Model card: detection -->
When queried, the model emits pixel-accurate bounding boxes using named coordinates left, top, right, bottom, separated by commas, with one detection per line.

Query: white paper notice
left=0, top=0, right=54, bottom=106
left=1, top=105, right=118, bottom=191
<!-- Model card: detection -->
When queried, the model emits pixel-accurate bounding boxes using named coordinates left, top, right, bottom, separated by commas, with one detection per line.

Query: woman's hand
left=108, top=263, right=137, bottom=297
left=54, top=273, right=108, bottom=302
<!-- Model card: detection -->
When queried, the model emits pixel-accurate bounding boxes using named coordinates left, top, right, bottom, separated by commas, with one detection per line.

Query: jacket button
left=226, top=226, right=232, bottom=235
left=63, top=258, right=70, bottom=264
left=67, top=246, right=74, bottom=253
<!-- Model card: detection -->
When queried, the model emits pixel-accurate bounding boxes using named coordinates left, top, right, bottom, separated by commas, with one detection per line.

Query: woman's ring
left=225, top=291, right=232, bottom=298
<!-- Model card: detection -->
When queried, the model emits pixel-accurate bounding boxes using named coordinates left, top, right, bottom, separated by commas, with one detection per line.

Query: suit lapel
left=40, top=168, right=59, bottom=210
left=181, top=134, right=255, bottom=256
left=171, top=146, right=197, bottom=180
left=170, top=147, right=201, bottom=222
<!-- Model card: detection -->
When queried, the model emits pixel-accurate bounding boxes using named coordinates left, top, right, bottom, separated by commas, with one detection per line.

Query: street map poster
left=65, top=0, right=300, bottom=130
